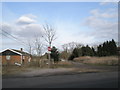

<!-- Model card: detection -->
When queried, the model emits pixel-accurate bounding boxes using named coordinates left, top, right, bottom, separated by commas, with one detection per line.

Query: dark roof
left=0, top=49, right=31, bottom=56
left=11, top=49, right=31, bottom=56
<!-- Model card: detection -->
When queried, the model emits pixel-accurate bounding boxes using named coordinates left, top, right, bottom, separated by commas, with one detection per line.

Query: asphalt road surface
left=2, top=71, right=119, bottom=88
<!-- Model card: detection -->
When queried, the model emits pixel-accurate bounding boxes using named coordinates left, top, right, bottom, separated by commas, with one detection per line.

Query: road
left=2, top=71, right=119, bottom=88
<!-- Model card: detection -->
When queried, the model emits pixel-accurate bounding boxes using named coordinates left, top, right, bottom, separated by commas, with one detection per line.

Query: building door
left=22, top=59, right=24, bottom=64
left=22, top=56, right=25, bottom=64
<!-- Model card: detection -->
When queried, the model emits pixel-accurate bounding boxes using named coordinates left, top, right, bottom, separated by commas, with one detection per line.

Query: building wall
left=2, top=55, right=21, bottom=65
left=0, top=49, right=32, bottom=66
left=1, top=55, right=31, bottom=65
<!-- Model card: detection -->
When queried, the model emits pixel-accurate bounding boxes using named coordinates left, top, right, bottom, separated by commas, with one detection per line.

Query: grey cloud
left=16, top=24, right=43, bottom=38
left=1, top=23, right=12, bottom=34
left=84, top=8, right=118, bottom=42
left=2, top=15, right=43, bottom=39
left=1, top=23, right=44, bottom=39
left=90, top=9, right=117, bottom=18
left=16, top=21, right=33, bottom=25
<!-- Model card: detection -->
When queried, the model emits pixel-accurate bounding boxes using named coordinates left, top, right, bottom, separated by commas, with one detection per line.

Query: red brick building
left=0, top=48, right=32, bottom=66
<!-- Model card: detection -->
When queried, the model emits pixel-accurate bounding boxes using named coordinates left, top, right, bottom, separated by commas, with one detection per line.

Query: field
left=73, top=56, right=119, bottom=66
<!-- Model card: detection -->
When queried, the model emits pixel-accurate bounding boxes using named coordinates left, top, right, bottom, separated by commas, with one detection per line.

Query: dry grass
left=54, top=61, right=73, bottom=68
left=74, top=56, right=119, bottom=66
left=2, top=60, right=73, bottom=75
left=2, top=65, right=31, bottom=75
left=2, top=59, right=49, bottom=76
left=29, top=59, right=49, bottom=68
left=29, top=58, right=73, bottom=68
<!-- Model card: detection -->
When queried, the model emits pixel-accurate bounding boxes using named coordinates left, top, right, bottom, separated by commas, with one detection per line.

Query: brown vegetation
left=74, top=56, right=119, bottom=65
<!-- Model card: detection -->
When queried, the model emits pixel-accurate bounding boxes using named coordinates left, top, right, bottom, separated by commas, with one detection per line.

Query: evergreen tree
left=68, top=39, right=117, bottom=59
left=50, top=46, right=59, bottom=62
left=91, top=47, right=96, bottom=56
left=97, top=39, right=117, bottom=56
left=68, top=54, right=75, bottom=60
left=81, top=46, right=86, bottom=56
left=97, top=45, right=102, bottom=56
left=86, top=45, right=94, bottom=56
left=68, top=47, right=82, bottom=60
left=109, top=39, right=117, bottom=55
left=81, top=45, right=94, bottom=56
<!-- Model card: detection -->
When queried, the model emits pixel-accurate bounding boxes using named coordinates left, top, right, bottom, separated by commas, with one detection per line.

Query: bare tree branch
left=62, top=42, right=83, bottom=53
left=25, top=39, right=34, bottom=55
left=42, top=23, right=57, bottom=47
left=34, top=35, right=44, bottom=56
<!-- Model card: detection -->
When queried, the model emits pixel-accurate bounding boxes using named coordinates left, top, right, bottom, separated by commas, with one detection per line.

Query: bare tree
left=42, top=23, right=57, bottom=67
left=62, top=42, right=82, bottom=53
left=42, top=23, right=56, bottom=47
left=26, top=35, right=44, bottom=56
left=61, top=42, right=83, bottom=60
left=62, top=44, right=69, bottom=53
left=24, top=39, right=34, bottom=55
left=34, top=36, right=44, bottom=56
left=68, top=42, right=77, bottom=53
left=27, top=40, right=33, bottom=55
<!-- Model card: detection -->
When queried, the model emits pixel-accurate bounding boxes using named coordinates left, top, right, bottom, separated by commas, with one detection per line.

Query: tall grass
left=74, top=56, right=119, bottom=66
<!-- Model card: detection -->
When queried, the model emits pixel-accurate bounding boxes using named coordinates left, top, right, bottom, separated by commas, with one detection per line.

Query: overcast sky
left=0, top=1, right=118, bottom=52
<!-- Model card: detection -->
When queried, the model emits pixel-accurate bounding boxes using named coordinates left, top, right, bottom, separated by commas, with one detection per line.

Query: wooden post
left=48, top=52, right=51, bottom=68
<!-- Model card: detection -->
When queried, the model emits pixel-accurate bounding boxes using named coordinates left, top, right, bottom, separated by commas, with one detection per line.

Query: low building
left=0, top=48, right=32, bottom=66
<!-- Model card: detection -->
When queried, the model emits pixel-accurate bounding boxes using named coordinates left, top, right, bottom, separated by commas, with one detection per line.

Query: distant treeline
left=68, top=39, right=118, bottom=60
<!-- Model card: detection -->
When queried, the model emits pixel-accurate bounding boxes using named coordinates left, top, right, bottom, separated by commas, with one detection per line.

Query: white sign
left=6, top=55, right=11, bottom=60
left=47, top=51, right=51, bottom=54
left=15, top=63, right=21, bottom=66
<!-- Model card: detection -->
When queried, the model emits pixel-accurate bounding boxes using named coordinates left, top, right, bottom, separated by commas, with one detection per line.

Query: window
left=6, top=55, right=11, bottom=60
left=23, top=56, right=25, bottom=59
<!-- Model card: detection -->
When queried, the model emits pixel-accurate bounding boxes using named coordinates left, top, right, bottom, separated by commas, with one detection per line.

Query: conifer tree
left=97, top=39, right=117, bottom=56
left=50, top=46, right=59, bottom=62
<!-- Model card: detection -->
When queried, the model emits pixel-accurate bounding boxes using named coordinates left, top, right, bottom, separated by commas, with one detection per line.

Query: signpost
left=48, top=46, right=51, bottom=67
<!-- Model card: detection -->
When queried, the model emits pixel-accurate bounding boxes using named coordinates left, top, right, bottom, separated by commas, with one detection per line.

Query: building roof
left=11, top=49, right=30, bottom=55
left=0, top=49, right=31, bottom=56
